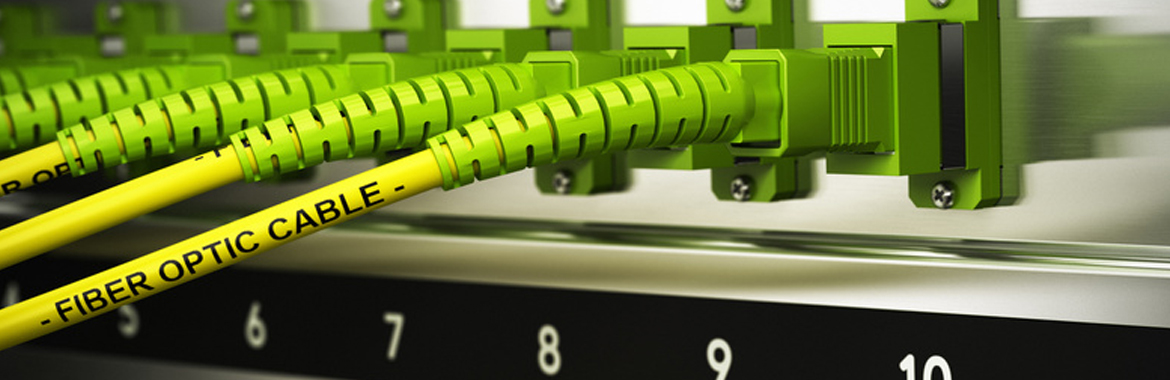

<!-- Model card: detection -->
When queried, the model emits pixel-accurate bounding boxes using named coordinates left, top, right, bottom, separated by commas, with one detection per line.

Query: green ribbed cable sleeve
left=427, top=63, right=755, bottom=190
left=229, top=64, right=542, bottom=182
left=0, top=65, right=222, bottom=152
left=56, top=65, right=355, bottom=176
left=0, top=68, right=27, bottom=95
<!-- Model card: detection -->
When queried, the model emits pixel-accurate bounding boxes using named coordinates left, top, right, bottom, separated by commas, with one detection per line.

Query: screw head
left=552, top=170, right=573, bottom=194
left=547, top=0, right=567, bottom=15
left=730, top=176, right=753, bottom=202
left=107, top=2, right=124, bottom=23
left=931, top=182, right=955, bottom=209
left=384, top=0, right=403, bottom=19
left=725, top=0, right=746, bottom=12
left=929, top=0, right=950, bottom=8
left=237, top=0, right=255, bottom=20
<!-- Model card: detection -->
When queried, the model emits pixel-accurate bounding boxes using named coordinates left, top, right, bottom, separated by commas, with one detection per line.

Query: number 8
left=538, top=324, right=561, bottom=376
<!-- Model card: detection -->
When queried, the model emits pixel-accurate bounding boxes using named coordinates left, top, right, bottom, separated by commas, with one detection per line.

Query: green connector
left=623, top=26, right=733, bottom=65
left=144, top=35, right=235, bottom=59
left=528, top=0, right=612, bottom=51
left=710, top=156, right=813, bottom=202
left=286, top=32, right=382, bottom=59
left=707, top=47, right=894, bottom=203
left=726, top=48, right=894, bottom=158
left=225, top=0, right=309, bottom=56
left=707, top=0, right=810, bottom=200
left=706, top=0, right=794, bottom=49
left=446, top=0, right=619, bottom=64
left=95, top=1, right=179, bottom=57
left=820, top=23, right=939, bottom=176
left=446, top=29, right=549, bottom=63
left=900, top=0, right=1007, bottom=209
left=144, top=0, right=310, bottom=59
left=369, top=0, right=446, bottom=53
left=284, top=0, right=449, bottom=61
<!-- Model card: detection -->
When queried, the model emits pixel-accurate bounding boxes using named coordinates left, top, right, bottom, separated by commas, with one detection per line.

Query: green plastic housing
left=705, top=0, right=794, bottom=49
left=446, top=29, right=549, bottom=63
left=95, top=1, right=179, bottom=56
left=821, top=23, right=940, bottom=176
left=902, top=0, right=1008, bottom=209
left=528, top=0, right=612, bottom=51
left=724, top=48, right=893, bottom=158
left=225, top=0, right=309, bottom=56
left=369, top=0, right=446, bottom=53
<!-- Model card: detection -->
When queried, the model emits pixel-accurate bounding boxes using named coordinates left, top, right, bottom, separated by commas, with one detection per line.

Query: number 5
left=383, top=312, right=405, bottom=361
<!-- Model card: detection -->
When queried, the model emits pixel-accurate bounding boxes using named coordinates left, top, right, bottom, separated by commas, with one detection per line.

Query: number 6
left=244, top=301, right=267, bottom=350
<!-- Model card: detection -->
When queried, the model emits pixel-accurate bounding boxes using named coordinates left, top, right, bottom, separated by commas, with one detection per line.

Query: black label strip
left=1, top=257, right=1166, bottom=379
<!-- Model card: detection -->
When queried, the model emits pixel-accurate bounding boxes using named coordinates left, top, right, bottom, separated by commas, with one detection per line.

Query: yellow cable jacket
left=0, top=144, right=68, bottom=198
left=0, top=152, right=442, bottom=350
left=0, top=148, right=244, bottom=270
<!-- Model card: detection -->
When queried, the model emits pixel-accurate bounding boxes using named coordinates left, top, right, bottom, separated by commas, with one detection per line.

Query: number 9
left=707, top=338, right=732, bottom=380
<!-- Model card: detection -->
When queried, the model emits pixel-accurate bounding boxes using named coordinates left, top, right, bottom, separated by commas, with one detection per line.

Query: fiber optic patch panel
left=0, top=0, right=1168, bottom=378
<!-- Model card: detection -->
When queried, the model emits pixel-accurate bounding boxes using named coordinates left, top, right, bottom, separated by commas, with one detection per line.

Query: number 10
left=900, top=354, right=952, bottom=380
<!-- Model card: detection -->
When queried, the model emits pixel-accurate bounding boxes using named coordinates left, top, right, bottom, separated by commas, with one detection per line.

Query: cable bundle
left=0, top=62, right=756, bottom=349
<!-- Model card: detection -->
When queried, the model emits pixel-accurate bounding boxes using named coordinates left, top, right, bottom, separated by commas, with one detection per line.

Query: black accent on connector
left=731, top=141, right=782, bottom=149
left=939, top=23, right=967, bottom=170
left=547, top=29, right=574, bottom=51
left=733, top=156, right=761, bottom=166
left=732, top=27, right=757, bottom=50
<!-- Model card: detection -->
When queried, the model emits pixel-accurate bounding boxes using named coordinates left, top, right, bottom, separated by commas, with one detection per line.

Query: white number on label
left=383, top=312, right=405, bottom=361
left=117, top=304, right=140, bottom=339
left=537, top=324, right=561, bottom=376
left=2, top=281, right=19, bottom=307
left=244, top=301, right=267, bottom=350
left=901, top=354, right=952, bottom=380
left=707, top=338, right=732, bottom=380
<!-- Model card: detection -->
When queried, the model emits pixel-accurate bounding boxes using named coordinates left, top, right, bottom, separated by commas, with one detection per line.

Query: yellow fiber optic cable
left=0, top=148, right=244, bottom=269
left=0, top=144, right=67, bottom=197
left=0, top=152, right=442, bottom=351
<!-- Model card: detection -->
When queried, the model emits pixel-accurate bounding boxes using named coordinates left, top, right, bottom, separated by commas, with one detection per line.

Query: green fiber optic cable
left=0, top=65, right=225, bottom=152
left=428, top=62, right=753, bottom=188
left=0, top=64, right=543, bottom=268
left=53, top=64, right=359, bottom=176
left=0, top=54, right=493, bottom=195
left=57, top=57, right=499, bottom=178
left=229, top=63, right=543, bottom=181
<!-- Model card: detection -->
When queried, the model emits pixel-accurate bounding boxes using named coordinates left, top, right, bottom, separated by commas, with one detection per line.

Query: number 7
left=383, top=312, right=405, bottom=361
